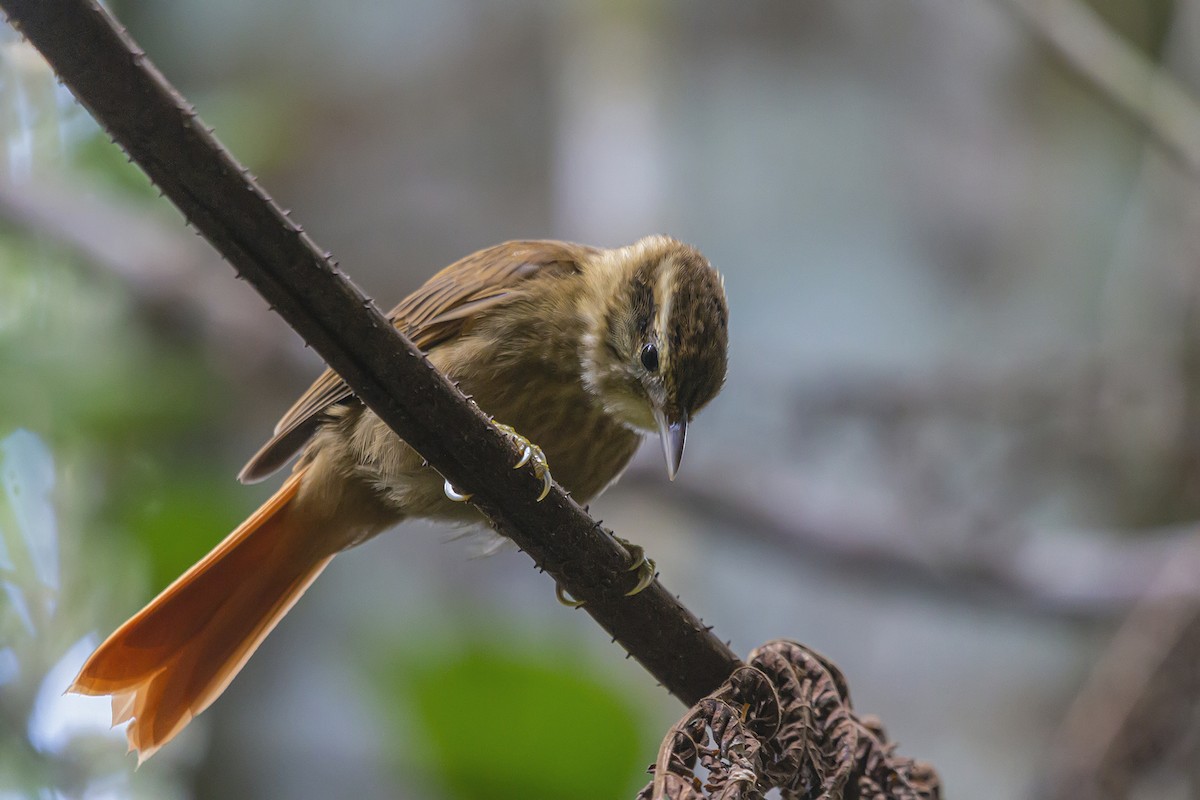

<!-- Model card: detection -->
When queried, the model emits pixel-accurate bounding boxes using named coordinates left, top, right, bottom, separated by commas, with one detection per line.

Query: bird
left=68, top=235, right=730, bottom=762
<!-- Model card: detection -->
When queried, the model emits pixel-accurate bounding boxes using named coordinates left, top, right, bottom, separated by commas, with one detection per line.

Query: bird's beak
left=654, top=409, right=687, bottom=481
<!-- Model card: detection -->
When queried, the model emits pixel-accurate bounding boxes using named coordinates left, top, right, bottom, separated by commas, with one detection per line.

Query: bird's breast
left=451, top=347, right=642, bottom=505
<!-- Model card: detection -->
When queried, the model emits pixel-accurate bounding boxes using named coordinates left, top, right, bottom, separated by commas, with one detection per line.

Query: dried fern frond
left=638, top=640, right=941, bottom=800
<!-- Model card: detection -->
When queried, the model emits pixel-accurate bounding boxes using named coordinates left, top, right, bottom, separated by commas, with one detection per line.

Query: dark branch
left=1, top=0, right=741, bottom=705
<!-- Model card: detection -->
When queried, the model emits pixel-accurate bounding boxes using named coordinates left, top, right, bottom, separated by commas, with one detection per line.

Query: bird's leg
left=493, top=422, right=553, bottom=502
left=614, top=535, right=657, bottom=596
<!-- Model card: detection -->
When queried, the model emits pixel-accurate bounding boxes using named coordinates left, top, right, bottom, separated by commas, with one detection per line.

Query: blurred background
left=4, top=0, right=1200, bottom=797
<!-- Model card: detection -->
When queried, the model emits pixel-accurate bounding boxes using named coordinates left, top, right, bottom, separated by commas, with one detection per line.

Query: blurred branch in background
left=998, top=0, right=1200, bottom=177
left=629, top=357, right=1193, bottom=618
left=776, top=352, right=1200, bottom=784
left=633, top=460, right=1200, bottom=619
left=1039, top=534, right=1200, bottom=799
left=0, top=178, right=309, bottom=375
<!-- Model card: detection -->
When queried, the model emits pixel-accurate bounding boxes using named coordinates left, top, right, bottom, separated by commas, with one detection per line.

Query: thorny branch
left=638, top=640, right=941, bottom=800
left=0, top=0, right=741, bottom=705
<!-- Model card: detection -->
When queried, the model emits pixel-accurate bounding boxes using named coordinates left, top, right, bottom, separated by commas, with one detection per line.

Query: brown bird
left=69, top=235, right=729, bottom=761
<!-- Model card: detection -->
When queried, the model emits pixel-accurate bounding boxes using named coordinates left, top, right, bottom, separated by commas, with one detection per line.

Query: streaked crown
left=580, top=235, right=729, bottom=435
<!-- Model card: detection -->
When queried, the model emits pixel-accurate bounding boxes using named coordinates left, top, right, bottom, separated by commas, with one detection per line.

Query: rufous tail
left=69, top=466, right=331, bottom=763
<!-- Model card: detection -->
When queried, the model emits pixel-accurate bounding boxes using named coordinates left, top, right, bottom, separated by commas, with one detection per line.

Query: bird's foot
left=494, top=422, right=553, bottom=501
left=553, top=536, right=655, bottom=608
left=443, top=422, right=553, bottom=503
left=614, top=535, right=656, bottom=596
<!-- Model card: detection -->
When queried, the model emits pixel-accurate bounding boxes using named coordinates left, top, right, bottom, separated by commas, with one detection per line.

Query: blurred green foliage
left=0, top=93, right=262, bottom=794
left=1089, top=0, right=1177, bottom=56
left=117, top=467, right=251, bottom=592
left=69, top=131, right=160, bottom=200
left=0, top=429, right=188, bottom=800
left=0, top=231, right=213, bottom=440
left=0, top=225, right=237, bottom=581
left=383, top=640, right=653, bottom=800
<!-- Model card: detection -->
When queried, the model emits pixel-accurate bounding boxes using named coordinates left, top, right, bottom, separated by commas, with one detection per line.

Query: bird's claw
left=443, top=479, right=472, bottom=502
left=514, top=444, right=533, bottom=469
left=615, top=536, right=657, bottom=596
left=494, top=422, right=553, bottom=502
left=555, top=582, right=586, bottom=608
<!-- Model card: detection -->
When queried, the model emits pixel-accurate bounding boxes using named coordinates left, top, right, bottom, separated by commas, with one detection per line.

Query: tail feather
left=70, top=467, right=332, bottom=763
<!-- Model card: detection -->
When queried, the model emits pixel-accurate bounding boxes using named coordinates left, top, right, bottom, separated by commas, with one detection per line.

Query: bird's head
left=580, top=236, right=729, bottom=480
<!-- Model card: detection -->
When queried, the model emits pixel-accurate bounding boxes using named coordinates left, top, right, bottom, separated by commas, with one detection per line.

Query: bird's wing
left=237, top=240, right=594, bottom=483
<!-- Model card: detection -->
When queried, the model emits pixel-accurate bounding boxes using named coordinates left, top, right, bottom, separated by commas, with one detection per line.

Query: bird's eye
left=640, top=343, right=659, bottom=372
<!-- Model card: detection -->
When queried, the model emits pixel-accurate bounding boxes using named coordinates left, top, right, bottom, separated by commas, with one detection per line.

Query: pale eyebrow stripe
left=653, top=258, right=675, bottom=355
